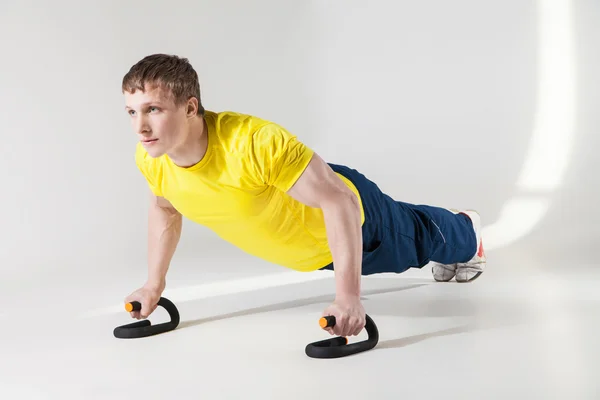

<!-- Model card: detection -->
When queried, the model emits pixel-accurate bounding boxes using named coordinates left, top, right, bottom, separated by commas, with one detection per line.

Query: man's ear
left=186, top=97, right=198, bottom=117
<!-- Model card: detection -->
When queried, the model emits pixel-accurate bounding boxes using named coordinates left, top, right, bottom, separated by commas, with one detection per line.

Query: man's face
left=124, top=84, right=188, bottom=158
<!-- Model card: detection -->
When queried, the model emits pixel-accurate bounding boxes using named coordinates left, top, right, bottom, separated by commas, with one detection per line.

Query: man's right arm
left=145, top=190, right=182, bottom=292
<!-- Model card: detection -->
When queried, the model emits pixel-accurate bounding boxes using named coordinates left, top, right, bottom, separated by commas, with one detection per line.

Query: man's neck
left=168, top=116, right=208, bottom=168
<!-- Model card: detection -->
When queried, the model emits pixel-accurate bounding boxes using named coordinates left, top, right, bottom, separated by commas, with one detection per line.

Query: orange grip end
left=319, top=317, right=328, bottom=328
left=125, top=303, right=134, bottom=312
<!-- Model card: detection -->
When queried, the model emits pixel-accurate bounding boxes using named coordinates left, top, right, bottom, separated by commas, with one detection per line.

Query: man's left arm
left=249, top=123, right=366, bottom=337
left=286, top=153, right=366, bottom=337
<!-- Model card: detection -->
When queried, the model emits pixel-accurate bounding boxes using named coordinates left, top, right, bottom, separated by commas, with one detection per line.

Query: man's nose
left=135, top=116, right=150, bottom=134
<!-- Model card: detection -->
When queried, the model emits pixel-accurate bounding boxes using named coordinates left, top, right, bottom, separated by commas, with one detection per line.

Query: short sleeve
left=135, top=142, right=163, bottom=196
left=248, top=123, right=314, bottom=192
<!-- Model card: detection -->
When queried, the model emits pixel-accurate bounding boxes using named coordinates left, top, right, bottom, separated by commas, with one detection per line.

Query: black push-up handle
left=113, top=297, right=180, bottom=339
left=305, top=314, right=379, bottom=358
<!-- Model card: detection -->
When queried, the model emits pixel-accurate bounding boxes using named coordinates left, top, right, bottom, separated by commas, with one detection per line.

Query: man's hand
left=321, top=296, right=366, bottom=337
left=124, top=280, right=165, bottom=320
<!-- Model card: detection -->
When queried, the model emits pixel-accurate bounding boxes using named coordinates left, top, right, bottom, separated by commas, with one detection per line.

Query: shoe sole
left=432, top=267, right=483, bottom=283
left=457, top=209, right=485, bottom=283
left=455, top=270, right=483, bottom=283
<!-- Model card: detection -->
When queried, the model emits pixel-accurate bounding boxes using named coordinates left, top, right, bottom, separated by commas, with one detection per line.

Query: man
left=123, top=54, right=486, bottom=338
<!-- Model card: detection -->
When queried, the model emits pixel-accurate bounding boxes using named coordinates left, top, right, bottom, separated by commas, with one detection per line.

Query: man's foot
left=431, top=262, right=457, bottom=282
left=431, top=209, right=486, bottom=283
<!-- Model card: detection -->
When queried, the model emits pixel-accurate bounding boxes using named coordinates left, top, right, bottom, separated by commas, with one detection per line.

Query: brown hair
left=122, top=54, right=205, bottom=115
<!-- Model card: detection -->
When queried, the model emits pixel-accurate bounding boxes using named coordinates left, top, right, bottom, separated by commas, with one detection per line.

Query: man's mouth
left=142, top=138, right=158, bottom=143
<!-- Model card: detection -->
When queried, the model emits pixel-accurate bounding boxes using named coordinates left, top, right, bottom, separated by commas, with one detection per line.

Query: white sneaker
left=431, top=209, right=486, bottom=283
left=455, top=210, right=486, bottom=282
left=431, top=262, right=457, bottom=282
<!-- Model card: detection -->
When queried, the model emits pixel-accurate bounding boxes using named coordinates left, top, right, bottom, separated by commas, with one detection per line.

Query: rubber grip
left=319, top=315, right=336, bottom=328
left=125, top=301, right=142, bottom=312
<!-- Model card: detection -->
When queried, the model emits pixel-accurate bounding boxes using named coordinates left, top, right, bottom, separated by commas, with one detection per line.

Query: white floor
left=2, top=248, right=599, bottom=399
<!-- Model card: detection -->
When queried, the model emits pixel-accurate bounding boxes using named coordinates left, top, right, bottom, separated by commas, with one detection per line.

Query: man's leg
left=367, top=195, right=487, bottom=282
left=323, top=163, right=486, bottom=280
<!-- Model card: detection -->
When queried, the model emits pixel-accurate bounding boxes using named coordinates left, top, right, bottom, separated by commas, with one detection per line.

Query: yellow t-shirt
left=135, top=110, right=364, bottom=272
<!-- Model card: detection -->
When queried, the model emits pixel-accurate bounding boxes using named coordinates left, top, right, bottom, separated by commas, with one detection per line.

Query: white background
left=1, top=1, right=598, bottom=399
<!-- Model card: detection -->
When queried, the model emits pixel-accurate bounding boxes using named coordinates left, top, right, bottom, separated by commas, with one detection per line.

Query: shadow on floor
left=379, top=324, right=479, bottom=350
left=376, top=316, right=526, bottom=351
left=177, top=283, right=429, bottom=330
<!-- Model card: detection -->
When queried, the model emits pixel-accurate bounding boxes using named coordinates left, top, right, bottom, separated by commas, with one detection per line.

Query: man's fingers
left=350, top=318, right=362, bottom=336
left=336, top=315, right=349, bottom=336
left=322, top=323, right=335, bottom=335
left=140, top=303, right=150, bottom=318
left=337, top=318, right=362, bottom=337
left=323, top=318, right=364, bottom=336
left=140, top=299, right=159, bottom=318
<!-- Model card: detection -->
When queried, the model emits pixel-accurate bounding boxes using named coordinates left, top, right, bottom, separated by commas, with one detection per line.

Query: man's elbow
left=322, top=187, right=361, bottom=214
